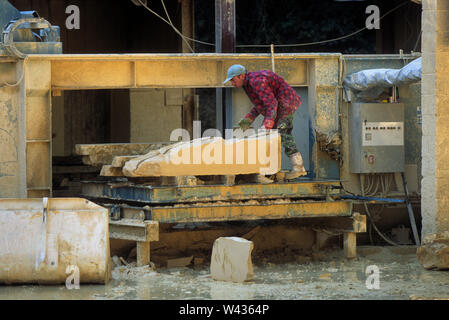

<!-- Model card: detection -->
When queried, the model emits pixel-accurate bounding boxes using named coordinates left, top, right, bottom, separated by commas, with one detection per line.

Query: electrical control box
left=349, top=103, right=404, bottom=173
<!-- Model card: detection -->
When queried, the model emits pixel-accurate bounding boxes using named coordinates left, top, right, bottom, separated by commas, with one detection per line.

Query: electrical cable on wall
left=236, top=1, right=409, bottom=48
left=160, top=0, right=194, bottom=53
left=359, top=174, right=400, bottom=246
left=135, top=0, right=411, bottom=51
left=136, top=0, right=213, bottom=50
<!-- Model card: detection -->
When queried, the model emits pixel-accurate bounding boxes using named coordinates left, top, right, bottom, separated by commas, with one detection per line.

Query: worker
left=224, top=64, right=307, bottom=180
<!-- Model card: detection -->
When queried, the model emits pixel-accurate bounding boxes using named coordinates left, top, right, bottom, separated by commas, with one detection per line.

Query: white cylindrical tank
left=0, top=198, right=111, bottom=284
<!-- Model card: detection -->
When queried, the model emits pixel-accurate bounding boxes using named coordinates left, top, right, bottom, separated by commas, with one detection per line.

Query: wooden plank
left=109, top=220, right=159, bottom=242
left=352, top=213, right=367, bottom=233
left=137, top=241, right=150, bottom=266
left=53, top=165, right=100, bottom=174
left=344, top=232, right=357, bottom=259
left=150, top=200, right=353, bottom=223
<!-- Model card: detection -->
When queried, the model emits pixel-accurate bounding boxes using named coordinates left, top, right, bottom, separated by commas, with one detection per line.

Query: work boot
left=285, top=152, right=307, bottom=180
left=256, top=175, right=274, bottom=184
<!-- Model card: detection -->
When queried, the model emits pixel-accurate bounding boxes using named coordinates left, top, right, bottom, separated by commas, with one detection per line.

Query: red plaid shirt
left=243, top=70, right=302, bottom=129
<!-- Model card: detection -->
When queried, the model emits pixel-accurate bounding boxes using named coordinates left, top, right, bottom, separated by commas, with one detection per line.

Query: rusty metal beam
left=109, top=219, right=159, bottom=242
left=24, top=53, right=341, bottom=89
left=81, top=180, right=341, bottom=204
left=103, top=200, right=352, bottom=223
left=149, top=200, right=353, bottom=223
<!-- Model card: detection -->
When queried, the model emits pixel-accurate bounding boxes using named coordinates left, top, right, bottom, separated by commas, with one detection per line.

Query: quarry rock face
left=417, top=231, right=449, bottom=270
left=210, top=237, right=254, bottom=282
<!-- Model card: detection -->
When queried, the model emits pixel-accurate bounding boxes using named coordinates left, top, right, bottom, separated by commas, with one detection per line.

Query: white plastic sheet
left=343, top=57, right=421, bottom=101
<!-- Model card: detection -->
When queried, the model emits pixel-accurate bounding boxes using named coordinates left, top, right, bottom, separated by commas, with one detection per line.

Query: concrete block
left=423, top=0, right=436, bottom=11
left=422, top=52, right=436, bottom=74
left=422, top=153, right=436, bottom=176
left=435, top=135, right=449, bottom=163
left=422, top=9, right=437, bottom=32
left=421, top=115, right=436, bottom=136
left=436, top=94, right=449, bottom=114
left=421, top=94, right=436, bottom=115
left=436, top=31, right=449, bottom=51
left=422, top=31, right=437, bottom=52
left=437, top=0, right=449, bottom=10
left=421, top=74, right=436, bottom=96
left=436, top=176, right=449, bottom=193
left=422, top=135, right=436, bottom=158
left=437, top=215, right=449, bottom=233
left=210, top=237, right=254, bottom=282
left=165, top=88, right=183, bottom=106
left=421, top=178, right=435, bottom=203
left=421, top=205, right=438, bottom=238
left=437, top=10, right=449, bottom=32
left=437, top=81, right=449, bottom=96
left=436, top=52, right=449, bottom=73
left=130, top=88, right=182, bottom=142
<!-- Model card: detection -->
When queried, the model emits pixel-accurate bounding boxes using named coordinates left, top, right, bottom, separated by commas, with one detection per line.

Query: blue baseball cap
left=223, top=64, right=246, bottom=84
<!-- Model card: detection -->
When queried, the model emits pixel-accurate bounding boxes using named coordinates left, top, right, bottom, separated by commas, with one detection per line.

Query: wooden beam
left=137, top=241, right=150, bottom=267
left=344, top=232, right=357, bottom=259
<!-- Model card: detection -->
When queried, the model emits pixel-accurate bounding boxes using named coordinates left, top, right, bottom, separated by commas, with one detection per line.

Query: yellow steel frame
left=0, top=52, right=342, bottom=197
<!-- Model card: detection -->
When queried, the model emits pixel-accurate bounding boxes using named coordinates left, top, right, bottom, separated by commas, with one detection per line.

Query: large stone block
left=210, top=237, right=254, bottom=283
left=122, top=131, right=281, bottom=177
left=417, top=231, right=449, bottom=270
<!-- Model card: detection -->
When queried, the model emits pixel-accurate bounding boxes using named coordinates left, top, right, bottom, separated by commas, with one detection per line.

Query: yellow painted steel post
left=23, top=58, right=52, bottom=197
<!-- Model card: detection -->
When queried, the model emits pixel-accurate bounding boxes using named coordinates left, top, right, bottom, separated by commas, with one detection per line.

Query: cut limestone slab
left=100, top=165, right=123, bottom=177
left=122, top=131, right=281, bottom=177
left=417, top=231, right=449, bottom=270
left=210, top=237, right=254, bottom=282
left=75, top=142, right=173, bottom=166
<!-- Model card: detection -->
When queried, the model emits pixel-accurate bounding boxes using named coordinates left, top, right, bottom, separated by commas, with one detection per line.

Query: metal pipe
left=339, top=195, right=404, bottom=203
left=401, top=172, right=420, bottom=245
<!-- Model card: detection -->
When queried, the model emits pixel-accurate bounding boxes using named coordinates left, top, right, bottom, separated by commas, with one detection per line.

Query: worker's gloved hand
left=238, top=118, right=252, bottom=131
left=263, top=119, right=275, bottom=130
left=277, top=122, right=287, bottom=130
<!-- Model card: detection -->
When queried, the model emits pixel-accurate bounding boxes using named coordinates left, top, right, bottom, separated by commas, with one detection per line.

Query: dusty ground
left=0, top=245, right=448, bottom=300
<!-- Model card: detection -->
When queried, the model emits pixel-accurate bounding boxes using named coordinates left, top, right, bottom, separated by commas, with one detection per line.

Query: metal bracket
left=109, top=205, right=121, bottom=221
left=2, top=17, right=55, bottom=58
left=42, top=197, right=48, bottom=223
